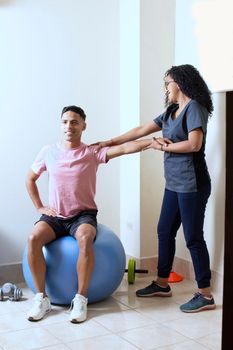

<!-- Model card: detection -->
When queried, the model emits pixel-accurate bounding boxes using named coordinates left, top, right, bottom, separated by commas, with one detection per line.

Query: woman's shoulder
left=187, top=99, right=207, bottom=113
left=186, top=100, right=209, bottom=128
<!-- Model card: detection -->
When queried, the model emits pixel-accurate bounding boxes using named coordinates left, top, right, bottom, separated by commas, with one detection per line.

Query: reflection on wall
left=176, top=0, right=233, bottom=92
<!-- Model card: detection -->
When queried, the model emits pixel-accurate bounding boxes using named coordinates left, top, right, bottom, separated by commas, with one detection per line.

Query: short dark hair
left=61, top=105, right=86, bottom=120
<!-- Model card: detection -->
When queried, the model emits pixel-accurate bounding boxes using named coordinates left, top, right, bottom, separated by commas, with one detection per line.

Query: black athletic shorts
left=35, top=209, right=98, bottom=239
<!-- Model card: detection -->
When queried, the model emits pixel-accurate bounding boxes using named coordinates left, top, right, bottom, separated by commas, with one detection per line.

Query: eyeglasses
left=164, top=80, right=175, bottom=88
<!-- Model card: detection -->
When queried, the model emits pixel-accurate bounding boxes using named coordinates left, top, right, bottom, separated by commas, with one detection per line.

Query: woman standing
left=96, top=64, right=216, bottom=312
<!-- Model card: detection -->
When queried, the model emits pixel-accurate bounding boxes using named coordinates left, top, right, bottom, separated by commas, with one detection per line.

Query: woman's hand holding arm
left=145, top=137, right=173, bottom=151
left=146, top=129, right=203, bottom=153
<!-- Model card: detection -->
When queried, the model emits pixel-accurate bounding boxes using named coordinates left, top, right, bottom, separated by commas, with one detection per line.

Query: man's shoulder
left=35, top=143, right=60, bottom=159
left=86, top=144, right=109, bottom=163
left=44, top=143, right=58, bottom=152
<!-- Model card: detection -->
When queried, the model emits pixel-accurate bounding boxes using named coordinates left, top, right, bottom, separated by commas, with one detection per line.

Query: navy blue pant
left=157, top=184, right=211, bottom=289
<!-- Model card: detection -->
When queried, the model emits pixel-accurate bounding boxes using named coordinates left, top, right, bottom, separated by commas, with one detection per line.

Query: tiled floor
left=0, top=277, right=222, bottom=350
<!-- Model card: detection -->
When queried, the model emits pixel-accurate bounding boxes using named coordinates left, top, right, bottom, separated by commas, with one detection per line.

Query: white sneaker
left=69, top=294, right=88, bottom=323
left=27, top=293, right=51, bottom=321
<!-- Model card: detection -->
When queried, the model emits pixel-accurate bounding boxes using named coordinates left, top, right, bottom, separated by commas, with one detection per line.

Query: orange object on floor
left=168, top=271, right=183, bottom=283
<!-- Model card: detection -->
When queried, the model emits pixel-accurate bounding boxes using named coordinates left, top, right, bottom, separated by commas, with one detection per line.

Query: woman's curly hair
left=165, top=64, right=213, bottom=116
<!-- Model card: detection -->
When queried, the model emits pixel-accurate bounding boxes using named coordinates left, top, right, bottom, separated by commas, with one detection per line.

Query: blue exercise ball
left=22, top=224, right=126, bottom=304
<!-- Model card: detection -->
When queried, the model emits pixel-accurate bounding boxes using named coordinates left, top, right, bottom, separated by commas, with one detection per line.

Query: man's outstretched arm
left=106, top=139, right=152, bottom=161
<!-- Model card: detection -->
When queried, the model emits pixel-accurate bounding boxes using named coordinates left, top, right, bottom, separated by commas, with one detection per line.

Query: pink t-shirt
left=31, top=142, right=109, bottom=218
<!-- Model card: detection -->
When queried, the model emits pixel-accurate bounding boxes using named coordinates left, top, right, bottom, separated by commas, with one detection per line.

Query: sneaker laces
left=191, top=292, right=203, bottom=301
left=147, top=281, right=157, bottom=288
left=30, top=293, right=44, bottom=311
left=192, top=292, right=213, bottom=300
left=69, top=295, right=87, bottom=312
left=147, top=281, right=166, bottom=289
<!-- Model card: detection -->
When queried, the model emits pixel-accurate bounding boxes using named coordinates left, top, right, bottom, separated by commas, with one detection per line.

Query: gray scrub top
left=154, top=100, right=211, bottom=193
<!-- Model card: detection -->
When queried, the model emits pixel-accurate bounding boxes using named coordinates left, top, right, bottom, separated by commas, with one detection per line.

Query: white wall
left=140, top=0, right=175, bottom=258
left=175, top=0, right=233, bottom=92
left=0, top=0, right=120, bottom=265
left=205, top=93, right=225, bottom=275
left=119, top=0, right=175, bottom=259
left=0, top=0, right=176, bottom=266
left=119, top=0, right=141, bottom=257
left=2, top=0, right=223, bottom=279
left=175, top=0, right=227, bottom=276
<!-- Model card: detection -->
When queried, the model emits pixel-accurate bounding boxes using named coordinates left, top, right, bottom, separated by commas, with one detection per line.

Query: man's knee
left=28, top=222, right=55, bottom=250
left=28, top=232, right=44, bottom=252
left=76, top=226, right=96, bottom=253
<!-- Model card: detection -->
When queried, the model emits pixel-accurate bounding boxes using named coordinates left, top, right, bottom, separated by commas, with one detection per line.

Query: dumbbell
left=125, top=258, right=148, bottom=284
left=0, top=283, right=23, bottom=301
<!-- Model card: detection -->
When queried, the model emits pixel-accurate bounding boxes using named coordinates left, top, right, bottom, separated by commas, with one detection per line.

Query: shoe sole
left=70, top=317, right=86, bottom=323
left=27, top=308, right=51, bottom=321
left=180, top=304, right=216, bottom=313
left=136, top=291, right=172, bottom=297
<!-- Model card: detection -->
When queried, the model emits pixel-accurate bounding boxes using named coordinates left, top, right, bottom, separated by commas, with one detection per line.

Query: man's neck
left=62, top=140, right=82, bottom=149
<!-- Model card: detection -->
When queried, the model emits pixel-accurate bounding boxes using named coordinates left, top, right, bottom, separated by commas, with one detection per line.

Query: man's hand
left=90, top=140, right=113, bottom=152
left=154, top=137, right=172, bottom=146
left=145, top=137, right=173, bottom=151
left=38, top=206, right=57, bottom=217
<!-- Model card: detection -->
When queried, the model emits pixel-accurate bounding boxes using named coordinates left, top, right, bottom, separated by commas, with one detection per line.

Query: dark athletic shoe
left=136, top=281, right=172, bottom=297
left=180, top=292, right=216, bottom=313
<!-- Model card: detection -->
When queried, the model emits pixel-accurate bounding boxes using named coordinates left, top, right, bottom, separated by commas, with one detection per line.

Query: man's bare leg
left=27, top=221, right=56, bottom=294
left=75, top=223, right=96, bottom=296
left=69, top=223, right=96, bottom=323
left=27, top=221, right=56, bottom=321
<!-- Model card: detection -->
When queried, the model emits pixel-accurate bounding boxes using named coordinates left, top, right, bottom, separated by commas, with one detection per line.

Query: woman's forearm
left=162, top=140, right=201, bottom=153
left=110, top=121, right=160, bottom=145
